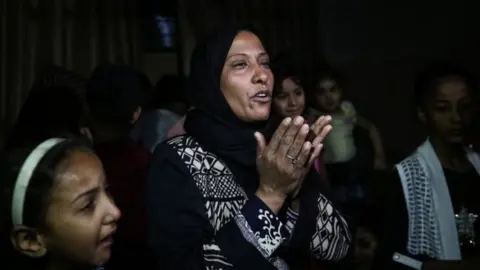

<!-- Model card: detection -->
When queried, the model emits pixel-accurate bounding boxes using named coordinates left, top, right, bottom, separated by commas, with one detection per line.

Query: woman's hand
left=310, top=115, right=333, bottom=146
left=254, top=116, right=331, bottom=213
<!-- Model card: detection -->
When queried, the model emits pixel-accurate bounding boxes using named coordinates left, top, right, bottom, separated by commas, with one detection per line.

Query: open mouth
left=251, top=90, right=272, bottom=103
left=98, top=229, right=116, bottom=247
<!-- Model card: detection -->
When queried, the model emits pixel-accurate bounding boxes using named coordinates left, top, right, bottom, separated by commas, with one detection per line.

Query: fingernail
left=294, top=116, right=303, bottom=125
left=301, top=124, right=309, bottom=133
left=284, top=117, right=292, bottom=125
left=325, top=115, right=332, bottom=121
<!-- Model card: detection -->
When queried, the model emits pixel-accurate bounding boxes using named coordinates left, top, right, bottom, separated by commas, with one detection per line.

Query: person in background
left=0, top=137, right=120, bottom=270
left=166, top=113, right=187, bottom=138
left=308, top=68, right=385, bottom=207
left=5, top=85, right=92, bottom=151
left=131, top=74, right=188, bottom=152
left=271, top=52, right=329, bottom=188
left=5, top=67, right=91, bottom=151
left=375, top=62, right=480, bottom=270
left=147, top=26, right=350, bottom=269
left=86, top=65, right=153, bottom=269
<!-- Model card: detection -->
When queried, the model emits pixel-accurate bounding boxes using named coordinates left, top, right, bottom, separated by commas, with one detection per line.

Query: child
left=309, top=70, right=386, bottom=170
left=1, top=138, right=121, bottom=270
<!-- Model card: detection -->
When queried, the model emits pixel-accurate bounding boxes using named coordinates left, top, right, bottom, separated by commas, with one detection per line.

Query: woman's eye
left=80, top=199, right=97, bottom=213
left=232, top=61, right=247, bottom=69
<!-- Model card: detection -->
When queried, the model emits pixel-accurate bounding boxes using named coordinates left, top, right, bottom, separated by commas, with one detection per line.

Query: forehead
left=281, top=77, right=301, bottom=92
left=434, top=78, right=470, bottom=101
left=317, top=78, right=336, bottom=89
left=51, top=150, right=104, bottom=202
left=227, top=31, right=265, bottom=55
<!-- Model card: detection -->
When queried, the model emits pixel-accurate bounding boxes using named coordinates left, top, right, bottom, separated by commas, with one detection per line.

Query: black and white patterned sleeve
left=310, top=194, right=352, bottom=261
left=233, top=197, right=289, bottom=267
left=147, top=144, right=286, bottom=270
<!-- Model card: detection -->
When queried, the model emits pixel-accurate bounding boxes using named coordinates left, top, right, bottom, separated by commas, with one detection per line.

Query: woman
left=1, top=137, right=121, bottom=270
left=376, top=63, right=480, bottom=270
left=147, top=27, right=351, bottom=269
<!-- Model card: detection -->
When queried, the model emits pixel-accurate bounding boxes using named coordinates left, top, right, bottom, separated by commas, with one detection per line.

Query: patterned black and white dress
left=147, top=135, right=351, bottom=269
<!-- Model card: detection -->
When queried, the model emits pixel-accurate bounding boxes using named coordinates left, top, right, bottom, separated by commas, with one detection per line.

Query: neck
left=45, top=259, right=90, bottom=270
left=429, top=135, right=469, bottom=171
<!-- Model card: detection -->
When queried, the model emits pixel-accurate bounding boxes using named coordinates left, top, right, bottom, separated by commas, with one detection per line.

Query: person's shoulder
left=151, top=134, right=201, bottom=166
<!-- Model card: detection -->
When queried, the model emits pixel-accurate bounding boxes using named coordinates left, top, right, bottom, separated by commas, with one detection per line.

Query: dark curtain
left=181, top=0, right=322, bottom=73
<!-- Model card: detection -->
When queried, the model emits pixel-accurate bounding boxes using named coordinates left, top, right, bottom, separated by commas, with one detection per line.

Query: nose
left=287, top=95, right=297, bottom=106
left=451, top=109, right=462, bottom=124
left=105, top=196, right=121, bottom=224
left=252, top=64, right=268, bottom=84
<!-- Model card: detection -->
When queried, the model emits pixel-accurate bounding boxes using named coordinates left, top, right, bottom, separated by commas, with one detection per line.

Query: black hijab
left=184, top=27, right=278, bottom=169
left=183, top=27, right=332, bottom=268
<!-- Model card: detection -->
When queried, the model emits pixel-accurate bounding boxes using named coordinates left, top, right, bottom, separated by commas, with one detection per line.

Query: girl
left=271, top=54, right=329, bottom=183
left=1, top=138, right=121, bottom=270
left=377, top=63, right=480, bottom=270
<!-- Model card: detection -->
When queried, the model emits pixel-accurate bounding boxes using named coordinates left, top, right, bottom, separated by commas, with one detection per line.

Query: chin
left=249, top=110, right=271, bottom=121
left=446, top=136, right=464, bottom=145
left=94, top=250, right=112, bottom=266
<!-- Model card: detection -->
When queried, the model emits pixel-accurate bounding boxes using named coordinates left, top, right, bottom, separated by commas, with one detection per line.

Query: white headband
left=11, top=138, right=66, bottom=225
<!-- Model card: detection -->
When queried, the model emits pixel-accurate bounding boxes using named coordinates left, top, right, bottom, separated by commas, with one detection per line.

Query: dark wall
left=318, top=0, right=480, bottom=160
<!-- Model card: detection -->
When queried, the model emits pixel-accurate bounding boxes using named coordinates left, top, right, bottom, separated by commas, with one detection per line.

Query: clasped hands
left=254, top=115, right=332, bottom=213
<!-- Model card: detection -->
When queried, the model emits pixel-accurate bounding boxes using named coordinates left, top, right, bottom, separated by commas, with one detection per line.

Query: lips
left=286, top=108, right=302, bottom=116
left=99, top=228, right=116, bottom=247
left=251, top=90, right=272, bottom=103
left=449, top=129, right=464, bottom=136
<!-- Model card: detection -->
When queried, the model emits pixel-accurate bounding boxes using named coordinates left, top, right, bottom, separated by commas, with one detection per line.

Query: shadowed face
left=419, top=76, right=474, bottom=144
left=273, top=77, right=305, bottom=118
left=220, top=31, right=274, bottom=122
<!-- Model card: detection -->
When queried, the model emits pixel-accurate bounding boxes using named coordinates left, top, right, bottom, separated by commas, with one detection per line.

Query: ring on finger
left=286, top=153, right=297, bottom=164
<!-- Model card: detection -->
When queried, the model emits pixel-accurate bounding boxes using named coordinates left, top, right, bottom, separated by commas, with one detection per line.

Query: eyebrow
left=72, top=187, right=100, bottom=204
left=226, top=51, right=268, bottom=60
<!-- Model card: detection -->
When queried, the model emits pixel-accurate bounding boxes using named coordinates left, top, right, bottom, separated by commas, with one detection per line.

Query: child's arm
left=356, top=116, right=388, bottom=170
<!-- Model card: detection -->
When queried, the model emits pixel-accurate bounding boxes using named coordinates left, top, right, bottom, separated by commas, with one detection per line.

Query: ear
left=10, top=225, right=47, bottom=258
left=130, top=107, right=142, bottom=124
left=79, top=127, right=93, bottom=142
left=417, top=107, right=427, bottom=123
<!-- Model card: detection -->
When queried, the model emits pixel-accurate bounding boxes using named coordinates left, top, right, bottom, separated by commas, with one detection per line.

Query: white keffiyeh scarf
left=395, top=139, right=480, bottom=260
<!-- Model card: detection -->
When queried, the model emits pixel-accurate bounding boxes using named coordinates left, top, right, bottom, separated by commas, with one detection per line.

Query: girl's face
left=45, top=150, right=121, bottom=266
left=419, top=77, right=474, bottom=145
left=13, top=149, right=121, bottom=267
left=315, top=78, right=342, bottom=113
left=273, top=77, right=306, bottom=118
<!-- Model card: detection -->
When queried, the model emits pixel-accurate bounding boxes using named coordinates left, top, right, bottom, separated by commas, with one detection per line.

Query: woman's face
left=420, top=77, right=474, bottom=144
left=273, top=77, right=305, bottom=118
left=315, top=78, right=342, bottom=113
left=220, top=31, right=274, bottom=122
left=43, top=150, right=120, bottom=266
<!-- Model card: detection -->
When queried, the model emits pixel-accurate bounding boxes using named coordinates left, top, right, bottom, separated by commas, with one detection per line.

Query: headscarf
left=182, top=28, right=334, bottom=267
left=184, top=26, right=278, bottom=168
